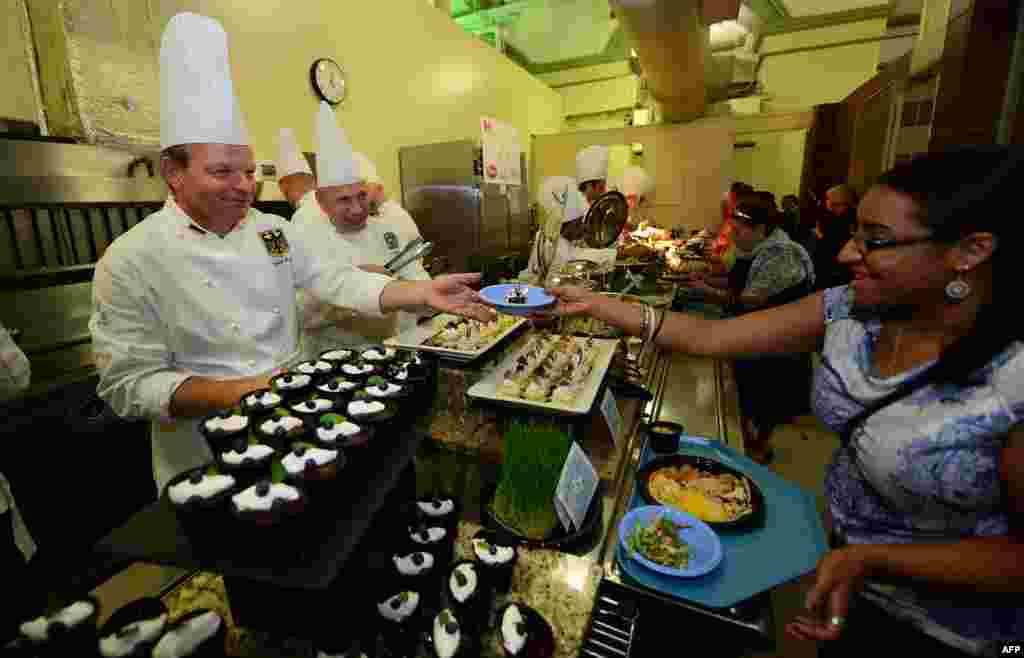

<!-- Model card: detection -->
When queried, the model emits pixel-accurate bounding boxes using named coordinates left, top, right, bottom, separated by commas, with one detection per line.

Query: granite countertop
left=161, top=521, right=601, bottom=658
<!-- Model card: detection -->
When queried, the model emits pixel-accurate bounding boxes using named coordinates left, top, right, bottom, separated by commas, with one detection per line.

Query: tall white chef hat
left=575, top=145, right=609, bottom=186
left=621, top=166, right=653, bottom=199
left=315, top=101, right=359, bottom=188
left=159, top=13, right=250, bottom=149
left=353, top=152, right=381, bottom=185
left=563, top=186, right=589, bottom=224
left=538, top=176, right=576, bottom=222
left=277, top=127, right=311, bottom=178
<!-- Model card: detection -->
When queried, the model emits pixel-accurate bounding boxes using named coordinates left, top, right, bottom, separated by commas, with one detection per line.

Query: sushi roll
left=197, top=410, right=249, bottom=452
left=472, top=533, right=518, bottom=594
left=96, top=597, right=168, bottom=658
left=497, top=603, right=555, bottom=658
left=443, top=561, right=489, bottom=632
left=374, top=591, right=422, bottom=658
left=312, top=413, right=373, bottom=449
left=150, top=609, right=225, bottom=658
left=269, top=372, right=314, bottom=401
left=18, top=597, right=99, bottom=657
left=239, top=388, right=282, bottom=418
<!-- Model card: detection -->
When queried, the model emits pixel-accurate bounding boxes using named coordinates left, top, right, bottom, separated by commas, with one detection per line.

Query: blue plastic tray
left=616, top=436, right=827, bottom=608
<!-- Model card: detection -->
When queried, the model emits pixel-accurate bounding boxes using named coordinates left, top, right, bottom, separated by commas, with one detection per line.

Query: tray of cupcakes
left=361, top=493, right=555, bottom=658
left=6, top=596, right=228, bottom=658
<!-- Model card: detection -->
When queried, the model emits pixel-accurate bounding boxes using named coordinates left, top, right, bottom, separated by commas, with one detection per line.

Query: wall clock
left=310, top=58, right=347, bottom=105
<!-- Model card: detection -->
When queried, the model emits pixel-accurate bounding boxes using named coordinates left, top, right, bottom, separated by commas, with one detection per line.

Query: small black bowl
left=647, top=421, right=683, bottom=454
left=97, top=597, right=169, bottom=658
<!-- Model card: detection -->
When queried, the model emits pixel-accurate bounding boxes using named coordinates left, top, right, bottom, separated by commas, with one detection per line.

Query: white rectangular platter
left=384, top=313, right=527, bottom=363
left=466, top=334, right=619, bottom=415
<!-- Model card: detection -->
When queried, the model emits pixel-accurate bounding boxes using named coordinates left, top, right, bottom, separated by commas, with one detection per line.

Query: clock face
left=312, top=58, right=346, bottom=105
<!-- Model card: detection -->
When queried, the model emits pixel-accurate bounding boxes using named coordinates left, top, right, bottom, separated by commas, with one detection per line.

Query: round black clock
left=310, top=58, right=347, bottom=105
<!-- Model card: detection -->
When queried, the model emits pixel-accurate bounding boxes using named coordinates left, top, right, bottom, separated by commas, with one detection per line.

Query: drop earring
left=945, top=267, right=971, bottom=303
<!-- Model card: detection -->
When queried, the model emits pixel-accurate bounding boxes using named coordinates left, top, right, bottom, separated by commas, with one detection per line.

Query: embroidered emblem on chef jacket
left=259, top=229, right=290, bottom=263
left=383, top=231, right=399, bottom=250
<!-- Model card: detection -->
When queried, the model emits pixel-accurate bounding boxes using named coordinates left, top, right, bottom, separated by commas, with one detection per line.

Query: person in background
left=576, top=145, right=609, bottom=204
left=291, top=105, right=431, bottom=354
left=708, top=181, right=754, bottom=275
left=782, top=193, right=814, bottom=252
left=276, top=127, right=315, bottom=208
left=353, top=152, right=423, bottom=248
left=814, top=183, right=858, bottom=290
left=683, top=193, right=815, bottom=461
left=521, top=183, right=615, bottom=283
left=90, top=13, right=488, bottom=491
left=543, top=147, right=1024, bottom=656
left=0, top=323, right=37, bottom=643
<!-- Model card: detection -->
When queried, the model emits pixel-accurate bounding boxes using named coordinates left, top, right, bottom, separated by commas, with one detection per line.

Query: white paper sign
left=480, top=117, right=522, bottom=186
left=554, top=441, right=599, bottom=532
left=601, top=390, right=623, bottom=445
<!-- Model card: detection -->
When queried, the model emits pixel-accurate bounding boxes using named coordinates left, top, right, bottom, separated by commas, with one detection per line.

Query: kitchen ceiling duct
left=610, top=0, right=708, bottom=123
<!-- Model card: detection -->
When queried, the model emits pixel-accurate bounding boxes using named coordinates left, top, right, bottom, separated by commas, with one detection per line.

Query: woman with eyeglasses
left=683, top=192, right=816, bottom=462
left=542, top=147, right=1024, bottom=655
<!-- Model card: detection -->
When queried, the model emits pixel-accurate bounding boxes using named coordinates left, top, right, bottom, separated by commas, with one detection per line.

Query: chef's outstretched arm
left=90, top=257, right=269, bottom=420
left=542, top=285, right=826, bottom=357
left=379, top=273, right=492, bottom=320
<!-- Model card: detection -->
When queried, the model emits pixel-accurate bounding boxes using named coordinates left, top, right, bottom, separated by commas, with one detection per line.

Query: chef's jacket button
left=272, top=307, right=281, bottom=314
left=248, top=359, right=257, bottom=367
left=205, top=279, right=214, bottom=287
left=231, top=322, right=241, bottom=333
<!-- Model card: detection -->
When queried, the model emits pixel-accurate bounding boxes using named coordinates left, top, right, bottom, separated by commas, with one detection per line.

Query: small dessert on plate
left=415, top=495, right=459, bottom=530
left=18, top=597, right=99, bottom=656
left=429, top=608, right=471, bottom=658
left=361, top=376, right=409, bottom=400
left=375, top=590, right=422, bottom=658
left=254, top=412, right=309, bottom=450
left=240, top=388, right=282, bottom=417
left=281, top=443, right=344, bottom=499
left=319, top=348, right=355, bottom=367
left=316, top=376, right=361, bottom=399
left=313, top=413, right=373, bottom=449
left=269, top=372, right=314, bottom=400
left=293, top=359, right=335, bottom=381
left=230, top=479, right=306, bottom=528
left=197, top=410, right=249, bottom=451
left=505, top=285, right=529, bottom=305
left=164, top=464, right=237, bottom=543
left=392, top=551, right=438, bottom=605
left=150, top=609, right=225, bottom=658
left=497, top=603, right=556, bottom=658
left=289, top=397, right=335, bottom=424
left=472, top=532, right=518, bottom=594
left=346, top=396, right=395, bottom=423
left=338, top=362, right=379, bottom=381
left=97, top=597, right=169, bottom=658
left=444, top=561, right=489, bottom=632
left=216, top=438, right=275, bottom=488
left=359, top=345, right=397, bottom=363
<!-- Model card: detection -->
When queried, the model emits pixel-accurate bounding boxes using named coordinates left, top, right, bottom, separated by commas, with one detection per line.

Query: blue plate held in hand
left=618, top=505, right=723, bottom=578
left=479, top=284, right=555, bottom=317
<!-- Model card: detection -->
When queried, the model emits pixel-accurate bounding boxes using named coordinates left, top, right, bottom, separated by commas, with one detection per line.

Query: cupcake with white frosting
left=316, top=375, right=361, bottom=400
left=472, top=532, right=518, bottom=594
left=18, top=597, right=99, bottom=656
left=281, top=443, right=345, bottom=500
left=270, top=372, right=314, bottom=401
left=293, top=359, right=336, bottom=383
left=496, top=603, right=555, bottom=658
left=319, top=348, right=355, bottom=368
left=428, top=608, right=472, bottom=658
left=443, top=561, right=489, bottom=632
left=240, top=388, right=282, bottom=417
left=374, top=590, right=422, bottom=658
left=164, top=464, right=238, bottom=544
left=97, top=597, right=168, bottom=658
left=198, top=409, right=250, bottom=451
left=254, top=411, right=310, bottom=450
left=337, top=362, right=379, bottom=382
left=345, top=394, right=395, bottom=423
left=150, top=609, right=225, bottom=658
left=289, top=397, right=336, bottom=425
left=215, top=437, right=275, bottom=489
left=313, top=413, right=373, bottom=449
left=359, top=345, right=397, bottom=363
left=230, top=479, right=306, bottom=528
left=361, top=375, right=410, bottom=401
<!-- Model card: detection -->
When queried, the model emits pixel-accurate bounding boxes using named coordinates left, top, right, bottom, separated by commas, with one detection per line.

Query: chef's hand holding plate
left=418, top=273, right=494, bottom=322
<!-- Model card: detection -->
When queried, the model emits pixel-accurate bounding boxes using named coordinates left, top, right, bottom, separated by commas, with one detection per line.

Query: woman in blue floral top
left=544, top=147, right=1023, bottom=655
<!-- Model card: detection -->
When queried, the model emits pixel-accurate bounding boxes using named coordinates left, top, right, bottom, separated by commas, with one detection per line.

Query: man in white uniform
left=576, top=145, right=610, bottom=204
left=292, top=105, right=432, bottom=354
left=521, top=181, right=616, bottom=284
left=90, top=13, right=487, bottom=491
left=354, top=153, right=422, bottom=246
left=276, top=127, right=315, bottom=209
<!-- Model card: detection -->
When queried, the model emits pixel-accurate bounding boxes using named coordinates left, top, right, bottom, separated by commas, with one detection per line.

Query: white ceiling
left=780, top=0, right=888, bottom=18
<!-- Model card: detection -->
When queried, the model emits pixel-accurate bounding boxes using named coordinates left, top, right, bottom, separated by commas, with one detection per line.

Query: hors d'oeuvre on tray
left=312, top=413, right=374, bottom=449
left=472, top=531, right=519, bottom=594
left=444, top=561, right=489, bottom=632
left=319, top=348, right=355, bottom=368
left=359, top=345, right=398, bottom=364
left=414, top=494, right=459, bottom=530
left=17, top=597, right=99, bottom=656
left=197, top=409, right=249, bottom=451
left=345, top=393, right=397, bottom=424
left=269, top=372, right=314, bottom=401
left=164, top=464, right=238, bottom=543
left=496, top=603, right=556, bottom=658
left=408, top=523, right=453, bottom=567
left=230, top=478, right=307, bottom=529
left=361, top=375, right=410, bottom=400
left=254, top=410, right=310, bottom=450
left=316, top=375, right=361, bottom=400
left=428, top=608, right=473, bottom=658
left=337, top=362, right=379, bottom=382
left=288, top=396, right=336, bottom=425
left=215, top=437, right=275, bottom=488
left=150, top=609, right=225, bottom=658
left=97, top=597, right=168, bottom=658
left=375, top=590, right=423, bottom=658
left=281, top=442, right=345, bottom=499
left=240, top=388, right=282, bottom=417
left=292, top=359, right=336, bottom=383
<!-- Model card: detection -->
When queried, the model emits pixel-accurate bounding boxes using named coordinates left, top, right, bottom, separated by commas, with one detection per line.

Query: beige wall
left=759, top=19, right=886, bottom=111
left=532, top=124, right=734, bottom=233
left=732, top=129, right=808, bottom=201
left=1, top=1, right=43, bottom=127
left=34, top=0, right=564, bottom=198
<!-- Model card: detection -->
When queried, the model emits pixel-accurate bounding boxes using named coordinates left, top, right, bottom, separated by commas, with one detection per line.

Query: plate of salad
left=618, top=505, right=723, bottom=578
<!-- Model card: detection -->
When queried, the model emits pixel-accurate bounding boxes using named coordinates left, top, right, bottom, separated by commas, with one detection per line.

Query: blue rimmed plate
left=479, top=284, right=555, bottom=316
left=618, top=505, right=723, bottom=578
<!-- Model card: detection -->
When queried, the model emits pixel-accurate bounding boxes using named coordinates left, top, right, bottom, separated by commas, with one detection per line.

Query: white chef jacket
left=90, top=199, right=391, bottom=491
left=0, top=324, right=35, bottom=563
left=290, top=197, right=430, bottom=357
left=520, top=230, right=616, bottom=285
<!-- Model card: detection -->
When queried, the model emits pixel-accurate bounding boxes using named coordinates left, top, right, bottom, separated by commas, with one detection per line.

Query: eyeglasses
left=850, top=232, right=936, bottom=253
